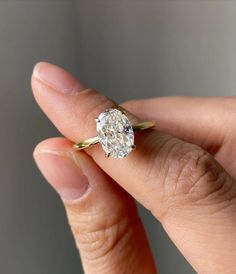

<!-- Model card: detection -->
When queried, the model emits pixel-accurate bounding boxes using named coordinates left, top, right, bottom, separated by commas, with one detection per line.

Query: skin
left=32, top=62, right=236, bottom=274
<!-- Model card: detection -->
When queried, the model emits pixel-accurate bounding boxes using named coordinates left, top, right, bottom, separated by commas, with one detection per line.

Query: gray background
left=1, top=1, right=236, bottom=273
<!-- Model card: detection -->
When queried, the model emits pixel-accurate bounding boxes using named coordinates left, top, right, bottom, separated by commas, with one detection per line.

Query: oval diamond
left=96, top=108, right=134, bottom=158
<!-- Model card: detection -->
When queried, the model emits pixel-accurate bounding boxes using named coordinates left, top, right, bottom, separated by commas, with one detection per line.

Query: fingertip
left=33, top=137, right=90, bottom=201
left=32, top=61, right=87, bottom=94
left=32, top=61, right=46, bottom=80
left=33, top=137, right=73, bottom=157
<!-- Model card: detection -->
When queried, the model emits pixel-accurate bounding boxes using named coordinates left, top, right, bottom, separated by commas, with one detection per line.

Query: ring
left=74, top=108, right=155, bottom=158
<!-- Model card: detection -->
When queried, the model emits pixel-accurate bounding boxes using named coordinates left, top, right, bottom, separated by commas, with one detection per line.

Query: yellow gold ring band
left=74, top=121, right=155, bottom=150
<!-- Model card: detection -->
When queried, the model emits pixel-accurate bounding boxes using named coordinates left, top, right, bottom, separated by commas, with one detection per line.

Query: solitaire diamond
left=96, top=108, right=134, bottom=158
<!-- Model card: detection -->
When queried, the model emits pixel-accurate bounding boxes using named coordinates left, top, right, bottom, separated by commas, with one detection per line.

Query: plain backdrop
left=1, top=1, right=236, bottom=273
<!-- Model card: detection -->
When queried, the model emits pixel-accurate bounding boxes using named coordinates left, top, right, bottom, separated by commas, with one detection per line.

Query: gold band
left=74, top=121, right=155, bottom=150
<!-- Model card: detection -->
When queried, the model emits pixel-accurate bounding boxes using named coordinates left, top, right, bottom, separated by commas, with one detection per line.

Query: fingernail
left=34, top=149, right=89, bottom=201
left=33, top=62, right=87, bottom=93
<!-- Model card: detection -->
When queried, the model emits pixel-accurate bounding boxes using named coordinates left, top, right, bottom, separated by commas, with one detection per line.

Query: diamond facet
left=96, top=108, right=134, bottom=158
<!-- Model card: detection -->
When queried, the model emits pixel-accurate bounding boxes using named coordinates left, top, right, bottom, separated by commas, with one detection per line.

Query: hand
left=32, top=62, right=236, bottom=274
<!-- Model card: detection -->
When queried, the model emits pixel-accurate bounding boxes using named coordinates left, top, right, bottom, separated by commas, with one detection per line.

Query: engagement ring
left=74, top=108, right=155, bottom=158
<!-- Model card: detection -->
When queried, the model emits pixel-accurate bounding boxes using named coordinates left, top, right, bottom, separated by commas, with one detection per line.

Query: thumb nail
left=34, top=148, right=89, bottom=201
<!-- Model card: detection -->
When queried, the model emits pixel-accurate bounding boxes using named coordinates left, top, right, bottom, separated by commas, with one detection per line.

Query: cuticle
left=34, top=148, right=70, bottom=157
left=61, top=183, right=92, bottom=205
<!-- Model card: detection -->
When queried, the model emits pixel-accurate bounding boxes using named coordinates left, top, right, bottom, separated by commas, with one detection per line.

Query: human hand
left=32, top=62, right=236, bottom=274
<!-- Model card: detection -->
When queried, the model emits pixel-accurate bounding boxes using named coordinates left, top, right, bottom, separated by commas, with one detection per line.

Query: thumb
left=33, top=137, right=156, bottom=274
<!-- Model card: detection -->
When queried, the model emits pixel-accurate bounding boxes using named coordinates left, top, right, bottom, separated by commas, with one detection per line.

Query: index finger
left=123, top=97, right=236, bottom=178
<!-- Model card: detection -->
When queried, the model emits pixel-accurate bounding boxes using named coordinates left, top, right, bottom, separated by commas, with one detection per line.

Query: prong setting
left=105, top=152, right=111, bottom=158
left=131, top=145, right=136, bottom=150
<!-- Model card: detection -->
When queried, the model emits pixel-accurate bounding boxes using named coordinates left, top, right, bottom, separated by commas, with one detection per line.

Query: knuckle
left=150, top=139, right=233, bottom=219
left=178, top=149, right=223, bottom=198
left=134, top=133, right=235, bottom=220
left=183, top=151, right=234, bottom=206
left=164, top=143, right=229, bottom=207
